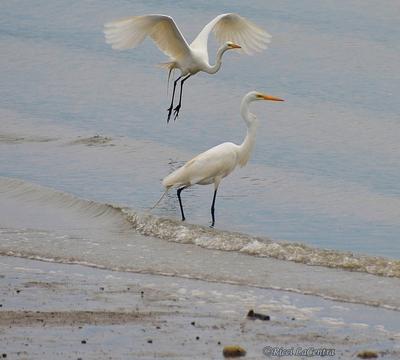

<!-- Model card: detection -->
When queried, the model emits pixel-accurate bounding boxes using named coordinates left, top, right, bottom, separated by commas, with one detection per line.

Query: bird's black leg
left=210, top=188, right=218, bottom=228
left=173, top=74, right=191, bottom=120
left=177, top=186, right=188, bottom=221
left=167, top=75, right=182, bottom=123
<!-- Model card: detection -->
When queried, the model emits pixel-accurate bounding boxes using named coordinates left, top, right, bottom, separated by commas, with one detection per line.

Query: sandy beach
left=0, top=256, right=399, bottom=359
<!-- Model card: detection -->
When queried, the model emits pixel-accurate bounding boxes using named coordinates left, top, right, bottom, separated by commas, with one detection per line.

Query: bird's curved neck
left=237, top=98, right=258, bottom=167
left=204, top=46, right=227, bottom=74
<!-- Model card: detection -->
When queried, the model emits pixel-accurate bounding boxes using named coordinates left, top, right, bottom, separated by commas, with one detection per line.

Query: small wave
left=0, top=177, right=126, bottom=222
left=0, top=133, right=57, bottom=144
left=1, top=176, right=399, bottom=279
left=120, top=210, right=400, bottom=279
left=68, top=135, right=114, bottom=147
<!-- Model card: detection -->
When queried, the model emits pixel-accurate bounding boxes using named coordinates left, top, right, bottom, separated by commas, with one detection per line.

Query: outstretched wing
left=104, top=14, right=191, bottom=60
left=190, top=13, right=271, bottom=56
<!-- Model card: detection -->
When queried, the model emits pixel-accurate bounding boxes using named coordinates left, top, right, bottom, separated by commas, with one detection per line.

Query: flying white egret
left=152, top=91, right=284, bottom=227
left=104, top=13, right=271, bottom=122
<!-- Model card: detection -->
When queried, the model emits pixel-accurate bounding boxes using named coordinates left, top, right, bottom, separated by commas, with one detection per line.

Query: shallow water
left=1, top=1, right=400, bottom=259
left=1, top=177, right=400, bottom=312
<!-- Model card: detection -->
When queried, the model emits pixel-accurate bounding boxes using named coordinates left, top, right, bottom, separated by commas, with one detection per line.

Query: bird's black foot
left=173, top=104, right=181, bottom=120
left=167, top=106, right=173, bottom=123
left=209, top=222, right=215, bottom=228
left=181, top=216, right=186, bottom=222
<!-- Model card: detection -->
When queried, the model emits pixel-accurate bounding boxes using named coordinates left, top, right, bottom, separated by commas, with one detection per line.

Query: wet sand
left=0, top=256, right=399, bottom=359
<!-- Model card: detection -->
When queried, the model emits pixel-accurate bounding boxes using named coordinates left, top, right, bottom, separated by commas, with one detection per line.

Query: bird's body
left=160, top=47, right=209, bottom=77
left=104, top=13, right=271, bottom=121
left=158, top=91, right=284, bottom=227
left=163, top=142, right=239, bottom=188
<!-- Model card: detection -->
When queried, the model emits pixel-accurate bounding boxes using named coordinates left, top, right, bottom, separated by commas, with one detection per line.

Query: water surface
left=1, top=0, right=400, bottom=257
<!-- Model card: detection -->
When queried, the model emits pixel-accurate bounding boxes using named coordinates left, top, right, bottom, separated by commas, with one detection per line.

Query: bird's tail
left=148, top=187, right=170, bottom=211
left=157, top=61, right=175, bottom=70
left=157, top=62, right=176, bottom=95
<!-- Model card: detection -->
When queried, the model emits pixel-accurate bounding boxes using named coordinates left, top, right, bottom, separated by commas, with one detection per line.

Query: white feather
left=104, top=14, right=191, bottom=60
left=163, top=143, right=239, bottom=188
left=190, top=13, right=272, bottom=57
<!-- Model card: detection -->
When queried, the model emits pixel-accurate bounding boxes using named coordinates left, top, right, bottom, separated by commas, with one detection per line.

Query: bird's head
left=249, top=91, right=284, bottom=102
left=225, top=41, right=242, bottom=51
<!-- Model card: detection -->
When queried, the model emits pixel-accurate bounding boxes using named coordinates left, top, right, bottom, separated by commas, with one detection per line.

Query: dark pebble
left=218, top=341, right=221, bottom=345
left=291, top=317, right=296, bottom=321
left=156, top=326, right=161, bottom=329
left=247, top=309, right=255, bottom=317
left=147, top=339, right=153, bottom=344
left=16, top=290, right=20, bottom=294
left=81, top=340, right=87, bottom=344
left=0, top=304, right=2, bottom=307
left=247, top=309, right=270, bottom=321
left=140, top=291, right=144, bottom=297
left=191, top=321, right=195, bottom=326
left=99, top=287, right=104, bottom=291
left=2, top=354, right=7, bottom=358
left=196, top=336, right=200, bottom=340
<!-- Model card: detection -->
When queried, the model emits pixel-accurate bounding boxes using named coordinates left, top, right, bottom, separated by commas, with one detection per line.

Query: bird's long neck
left=237, top=97, right=258, bottom=167
left=204, top=46, right=228, bottom=74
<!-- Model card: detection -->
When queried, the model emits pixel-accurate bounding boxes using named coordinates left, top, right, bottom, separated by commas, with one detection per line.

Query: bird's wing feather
left=104, top=14, right=191, bottom=60
left=163, top=143, right=238, bottom=188
left=190, top=13, right=271, bottom=55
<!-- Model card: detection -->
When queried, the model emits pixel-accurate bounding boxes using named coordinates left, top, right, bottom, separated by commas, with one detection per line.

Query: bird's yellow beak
left=259, top=93, right=284, bottom=102
left=229, top=43, right=242, bottom=49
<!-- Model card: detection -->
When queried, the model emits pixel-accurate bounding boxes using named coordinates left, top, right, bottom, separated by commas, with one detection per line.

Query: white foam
left=122, top=208, right=400, bottom=279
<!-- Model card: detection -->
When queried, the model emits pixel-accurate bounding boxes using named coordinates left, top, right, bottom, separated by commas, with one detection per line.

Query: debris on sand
left=223, top=345, right=246, bottom=357
left=357, top=350, right=378, bottom=358
left=247, top=309, right=270, bottom=321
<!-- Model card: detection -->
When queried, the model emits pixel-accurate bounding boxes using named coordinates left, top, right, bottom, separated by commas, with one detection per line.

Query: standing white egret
left=104, top=14, right=271, bottom=122
left=153, top=91, right=284, bottom=227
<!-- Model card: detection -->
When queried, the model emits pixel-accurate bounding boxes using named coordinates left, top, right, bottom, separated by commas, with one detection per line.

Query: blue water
left=1, top=0, right=399, bottom=257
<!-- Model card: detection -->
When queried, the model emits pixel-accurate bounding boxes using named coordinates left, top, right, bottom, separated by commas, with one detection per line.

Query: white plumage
left=190, top=13, right=271, bottom=57
left=104, top=13, right=271, bottom=121
left=163, top=143, right=239, bottom=188
left=157, top=91, right=284, bottom=227
left=104, top=15, right=191, bottom=60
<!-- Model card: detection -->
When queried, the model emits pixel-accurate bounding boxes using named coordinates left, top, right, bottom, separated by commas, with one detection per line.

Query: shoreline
left=3, top=250, right=400, bottom=313
left=1, top=255, right=399, bottom=359
left=1, top=176, right=400, bottom=314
